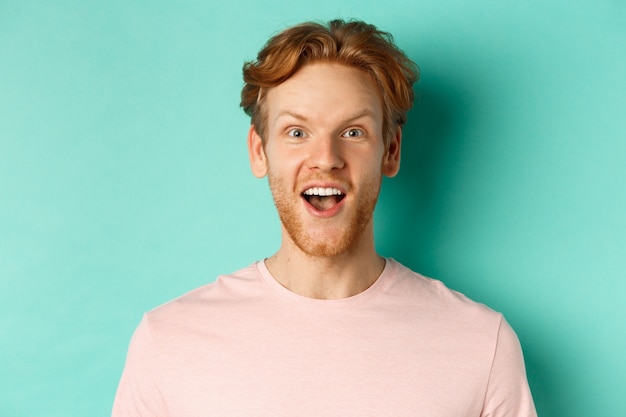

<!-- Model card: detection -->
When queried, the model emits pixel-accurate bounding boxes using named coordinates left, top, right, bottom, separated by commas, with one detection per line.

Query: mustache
left=296, top=174, right=352, bottom=190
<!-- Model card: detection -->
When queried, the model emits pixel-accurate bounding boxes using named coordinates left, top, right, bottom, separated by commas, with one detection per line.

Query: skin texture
left=248, top=62, right=402, bottom=299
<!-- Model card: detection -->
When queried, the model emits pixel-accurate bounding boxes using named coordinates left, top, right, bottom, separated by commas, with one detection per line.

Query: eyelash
left=286, top=128, right=365, bottom=139
left=287, top=128, right=306, bottom=139
left=342, top=128, right=365, bottom=138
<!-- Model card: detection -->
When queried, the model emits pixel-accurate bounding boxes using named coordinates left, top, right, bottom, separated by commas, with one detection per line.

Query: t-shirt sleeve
left=112, top=315, right=168, bottom=417
left=481, top=317, right=537, bottom=417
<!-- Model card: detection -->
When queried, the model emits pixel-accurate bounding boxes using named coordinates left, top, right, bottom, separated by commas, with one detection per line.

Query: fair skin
left=248, top=62, right=402, bottom=300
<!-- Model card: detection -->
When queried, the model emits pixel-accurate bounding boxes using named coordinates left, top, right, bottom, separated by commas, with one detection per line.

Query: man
left=113, top=19, right=537, bottom=416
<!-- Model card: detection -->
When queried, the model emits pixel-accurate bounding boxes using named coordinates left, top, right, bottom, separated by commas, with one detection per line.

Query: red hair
left=241, top=19, right=419, bottom=145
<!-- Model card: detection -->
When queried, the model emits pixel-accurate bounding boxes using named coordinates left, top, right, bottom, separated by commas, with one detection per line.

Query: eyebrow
left=274, top=109, right=377, bottom=124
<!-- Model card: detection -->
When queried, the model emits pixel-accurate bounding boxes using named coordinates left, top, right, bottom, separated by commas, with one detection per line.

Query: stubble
left=268, top=172, right=381, bottom=258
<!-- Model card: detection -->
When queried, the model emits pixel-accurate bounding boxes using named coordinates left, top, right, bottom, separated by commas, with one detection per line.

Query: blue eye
left=342, top=128, right=364, bottom=138
left=287, top=128, right=307, bottom=138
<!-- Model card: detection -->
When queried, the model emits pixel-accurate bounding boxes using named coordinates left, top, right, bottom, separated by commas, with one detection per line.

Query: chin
left=296, top=241, right=350, bottom=258
left=289, top=226, right=363, bottom=258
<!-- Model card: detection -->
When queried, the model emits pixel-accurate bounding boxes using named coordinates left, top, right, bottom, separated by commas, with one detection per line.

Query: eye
left=287, top=128, right=307, bottom=139
left=342, top=128, right=365, bottom=138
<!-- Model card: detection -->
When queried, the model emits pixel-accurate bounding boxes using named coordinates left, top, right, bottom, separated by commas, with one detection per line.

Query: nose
left=307, top=135, right=345, bottom=172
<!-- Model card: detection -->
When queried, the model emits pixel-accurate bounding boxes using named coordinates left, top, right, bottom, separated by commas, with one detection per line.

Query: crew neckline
left=255, top=258, right=396, bottom=307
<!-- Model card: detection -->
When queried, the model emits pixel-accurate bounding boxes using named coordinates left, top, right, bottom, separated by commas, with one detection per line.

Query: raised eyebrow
left=275, top=109, right=376, bottom=124
left=275, top=111, right=309, bottom=122
left=342, top=109, right=377, bottom=124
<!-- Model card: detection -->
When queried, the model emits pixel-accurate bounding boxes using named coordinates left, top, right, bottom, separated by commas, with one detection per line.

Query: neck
left=265, top=226, right=385, bottom=300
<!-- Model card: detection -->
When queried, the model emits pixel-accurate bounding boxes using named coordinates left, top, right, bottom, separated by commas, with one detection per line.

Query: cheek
left=266, top=148, right=304, bottom=174
left=358, top=151, right=386, bottom=176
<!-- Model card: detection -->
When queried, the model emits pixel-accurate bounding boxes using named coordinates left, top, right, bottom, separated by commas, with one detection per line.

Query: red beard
left=268, top=172, right=381, bottom=258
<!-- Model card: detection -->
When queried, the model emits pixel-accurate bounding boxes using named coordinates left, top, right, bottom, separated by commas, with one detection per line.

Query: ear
left=382, top=125, right=402, bottom=177
left=248, top=125, right=268, bottom=178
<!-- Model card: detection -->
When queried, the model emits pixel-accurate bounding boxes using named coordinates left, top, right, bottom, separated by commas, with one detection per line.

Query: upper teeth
left=303, top=187, right=344, bottom=196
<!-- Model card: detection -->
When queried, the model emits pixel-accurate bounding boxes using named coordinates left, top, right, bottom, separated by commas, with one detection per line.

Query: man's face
left=248, top=62, right=401, bottom=258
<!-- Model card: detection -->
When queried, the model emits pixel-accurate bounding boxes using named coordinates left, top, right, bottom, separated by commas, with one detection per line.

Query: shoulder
left=383, top=258, right=503, bottom=332
left=141, top=262, right=266, bottom=336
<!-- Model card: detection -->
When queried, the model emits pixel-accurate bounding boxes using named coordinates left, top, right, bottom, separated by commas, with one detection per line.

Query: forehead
left=265, top=62, right=383, bottom=126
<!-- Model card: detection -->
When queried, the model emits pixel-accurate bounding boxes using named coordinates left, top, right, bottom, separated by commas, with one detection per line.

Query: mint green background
left=1, top=0, right=625, bottom=415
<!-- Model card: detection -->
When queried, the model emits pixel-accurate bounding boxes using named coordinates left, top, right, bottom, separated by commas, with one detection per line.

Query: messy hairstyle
left=240, top=19, right=419, bottom=146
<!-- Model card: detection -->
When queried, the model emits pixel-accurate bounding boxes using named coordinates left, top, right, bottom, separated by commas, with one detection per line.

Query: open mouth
left=302, top=187, right=346, bottom=211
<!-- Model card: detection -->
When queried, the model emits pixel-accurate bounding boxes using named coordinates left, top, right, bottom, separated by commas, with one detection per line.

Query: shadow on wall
left=377, top=73, right=463, bottom=275
left=376, top=62, right=565, bottom=417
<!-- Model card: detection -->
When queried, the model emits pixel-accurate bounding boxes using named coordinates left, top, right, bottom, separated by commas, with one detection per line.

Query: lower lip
left=302, top=196, right=346, bottom=218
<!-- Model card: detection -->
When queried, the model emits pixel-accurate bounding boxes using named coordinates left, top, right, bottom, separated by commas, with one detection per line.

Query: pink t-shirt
left=112, top=259, right=536, bottom=416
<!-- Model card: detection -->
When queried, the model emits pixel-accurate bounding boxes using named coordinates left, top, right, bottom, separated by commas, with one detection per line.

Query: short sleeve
left=112, top=315, right=169, bottom=417
left=481, top=317, right=537, bottom=417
